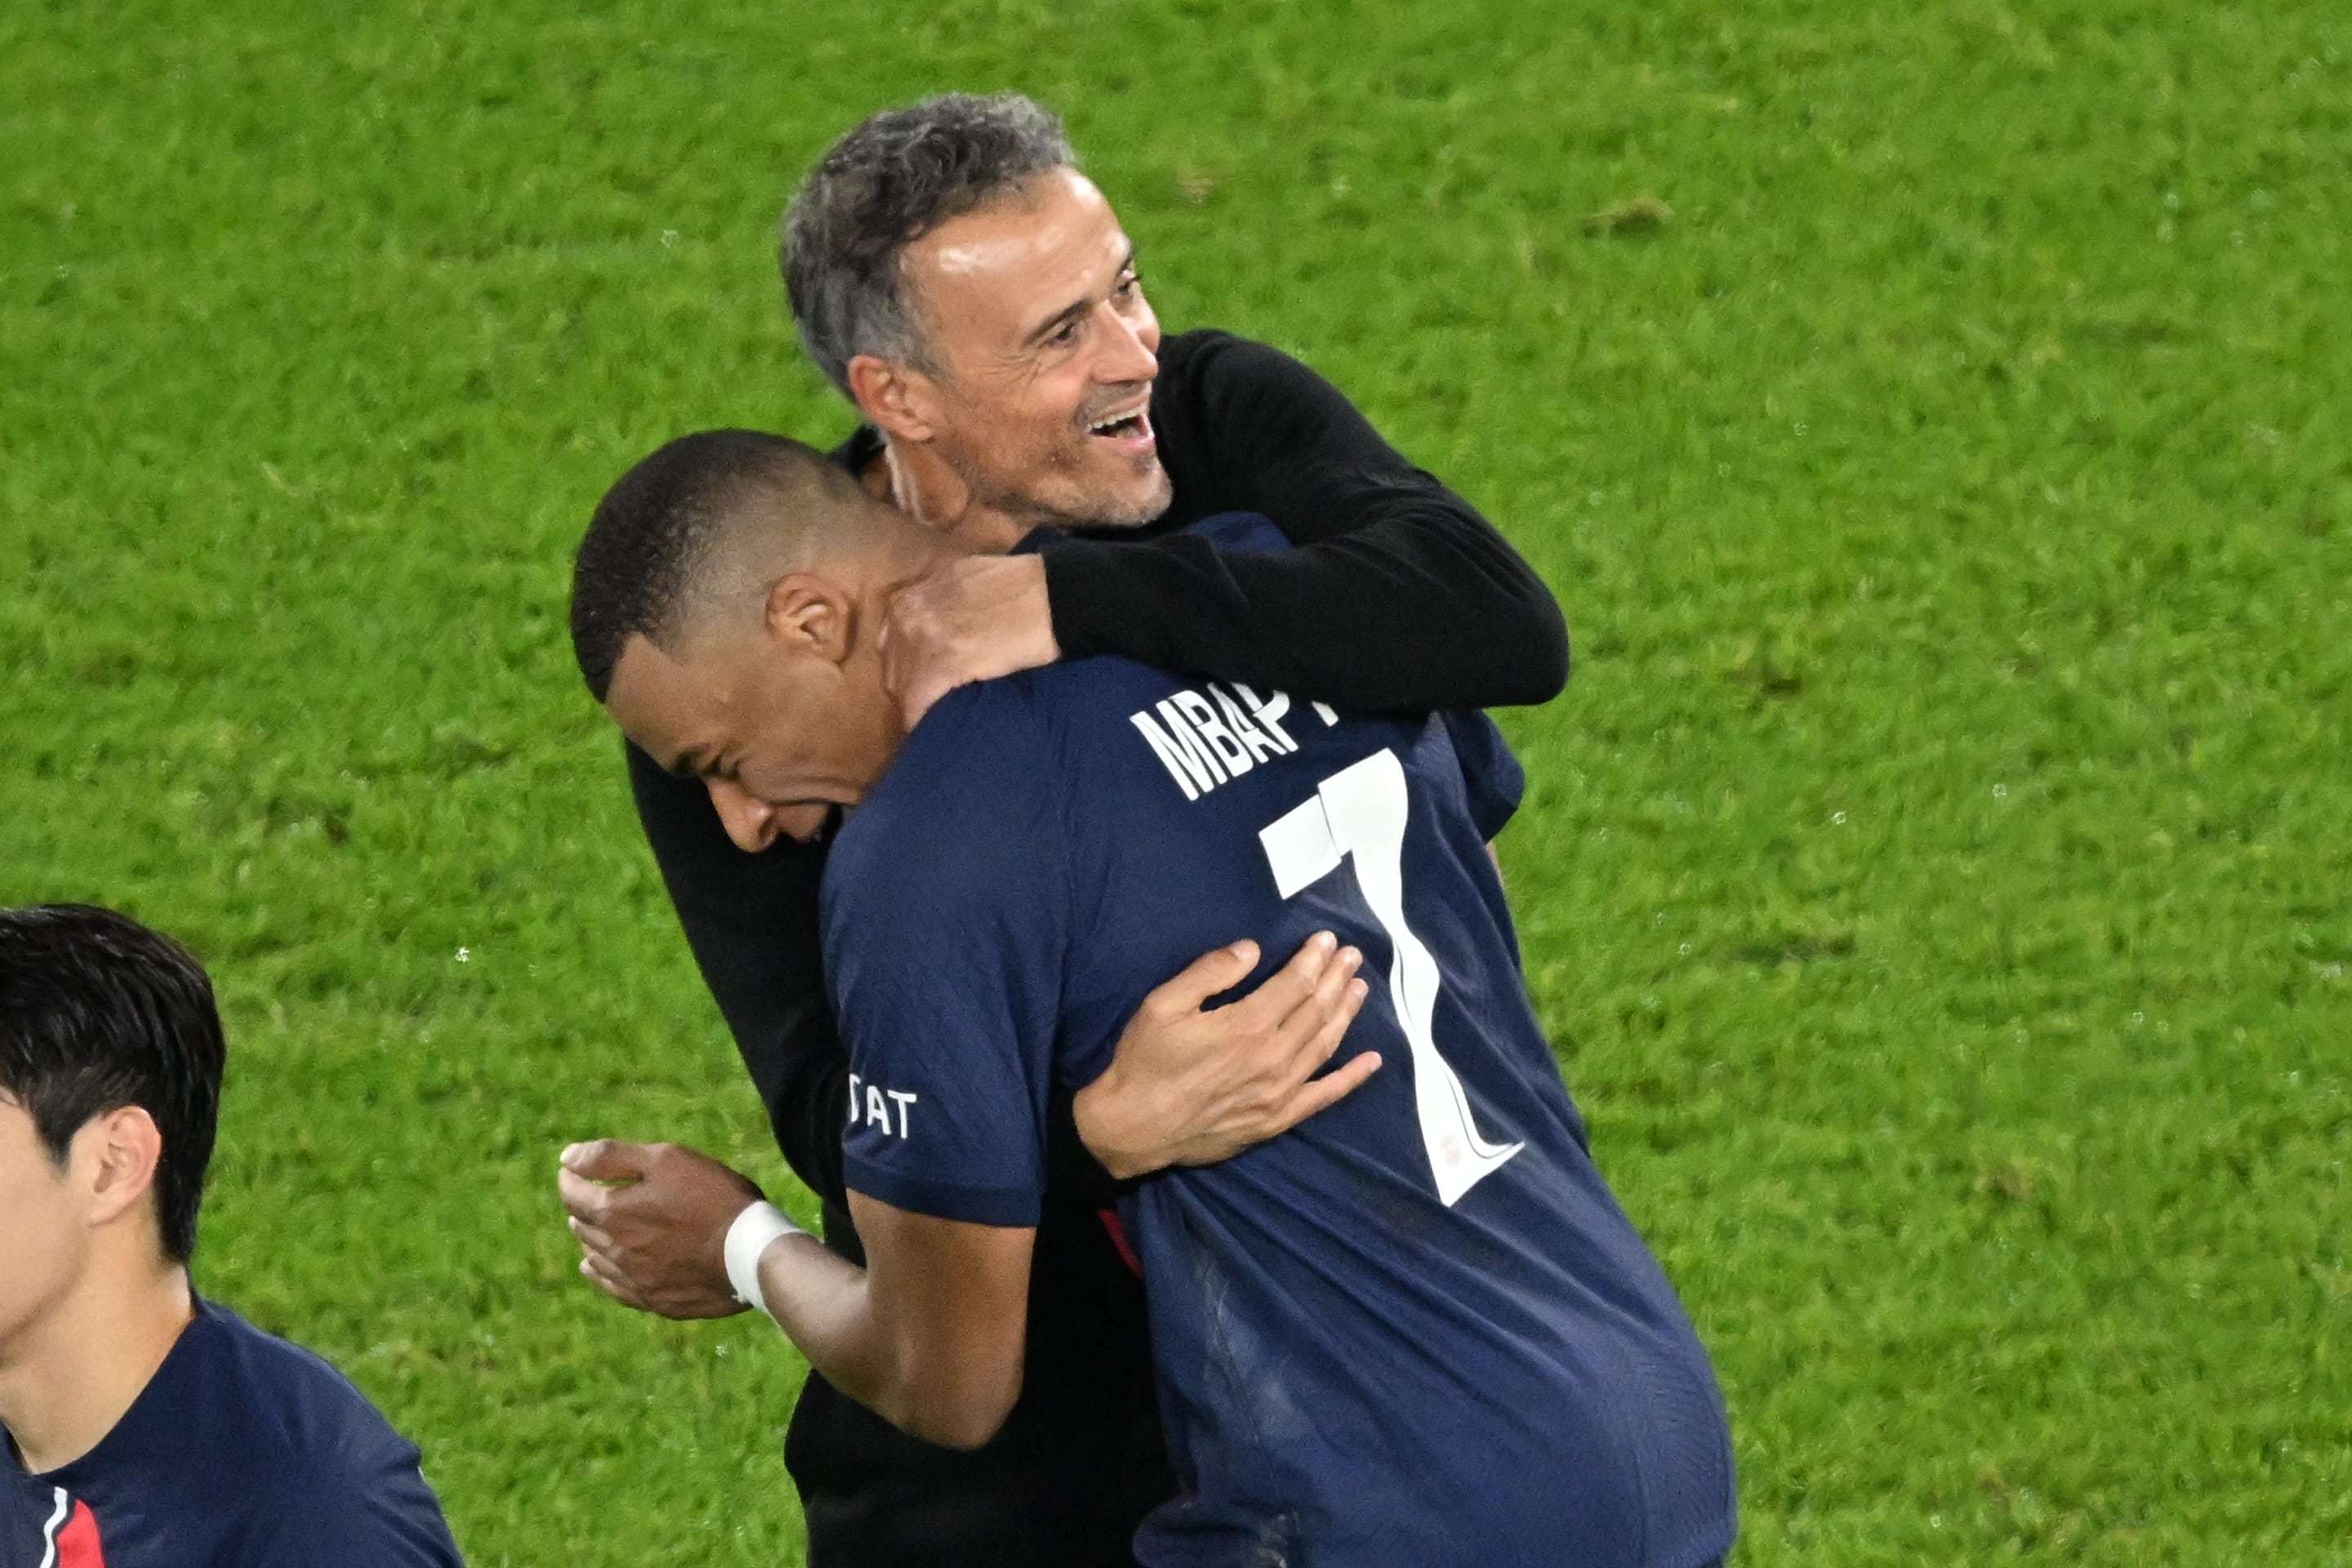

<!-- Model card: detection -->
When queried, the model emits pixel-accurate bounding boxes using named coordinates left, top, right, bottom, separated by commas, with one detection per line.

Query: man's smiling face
left=895, top=167, right=1173, bottom=532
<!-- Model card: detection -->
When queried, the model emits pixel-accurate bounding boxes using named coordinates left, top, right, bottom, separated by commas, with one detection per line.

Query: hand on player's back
left=881, top=554, right=1060, bottom=726
left=1073, top=933, right=1379, bottom=1180
left=558, top=1139, right=761, bottom=1319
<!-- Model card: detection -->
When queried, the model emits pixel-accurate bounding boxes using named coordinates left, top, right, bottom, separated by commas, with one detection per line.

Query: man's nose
left=705, top=779, right=831, bottom=851
left=1094, top=299, right=1159, bottom=385
left=705, top=778, right=783, bottom=853
left=771, top=804, right=834, bottom=843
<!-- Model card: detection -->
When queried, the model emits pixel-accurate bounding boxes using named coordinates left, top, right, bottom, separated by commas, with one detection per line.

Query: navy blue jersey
left=2, top=1299, right=463, bottom=1568
left=826, top=518, right=1734, bottom=1568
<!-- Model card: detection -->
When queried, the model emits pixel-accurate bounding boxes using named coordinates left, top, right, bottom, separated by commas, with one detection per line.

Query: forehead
left=902, top=169, right=1129, bottom=335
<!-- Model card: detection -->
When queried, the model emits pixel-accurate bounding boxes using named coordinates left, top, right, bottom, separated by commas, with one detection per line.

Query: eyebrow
left=1022, top=245, right=1137, bottom=348
left=666, top=748, right=708, bottom=781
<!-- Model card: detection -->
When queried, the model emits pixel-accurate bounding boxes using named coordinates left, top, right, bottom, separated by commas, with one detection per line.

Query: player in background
left=0, top=905, right=464, bottom=1568
left=563, top=434, right=1736, bottom=1568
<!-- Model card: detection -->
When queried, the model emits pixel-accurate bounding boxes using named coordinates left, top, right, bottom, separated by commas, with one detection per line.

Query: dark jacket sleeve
left=1040, top=332, right=1569, bottom=710
left=626, top=739, right=849, bottom=1208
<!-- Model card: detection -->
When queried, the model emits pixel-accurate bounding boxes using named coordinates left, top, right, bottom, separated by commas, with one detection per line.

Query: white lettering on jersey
left=41, top=1486, right=69, bottom=1568
left=849, top=1080, right=918, bottom=1138
left=1131, top=682, right=1312, bottom=801
left=1228, top=683, right=1300, bottom=753
left=1171, top=690, right=1250, bottom=776
left=1130, top=702, right=1224, bottom=800
left=1214, top=685, right=1290, bottom=764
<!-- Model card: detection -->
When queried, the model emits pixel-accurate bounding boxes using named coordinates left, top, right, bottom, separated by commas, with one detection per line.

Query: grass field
left=5, top=0, right=2349, bottom=1561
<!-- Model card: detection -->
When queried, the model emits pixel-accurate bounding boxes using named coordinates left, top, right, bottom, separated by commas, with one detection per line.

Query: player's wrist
left=1074, top=1069, right=1156, bottom=1180
left=723, top=1198, right=804, bottom=1318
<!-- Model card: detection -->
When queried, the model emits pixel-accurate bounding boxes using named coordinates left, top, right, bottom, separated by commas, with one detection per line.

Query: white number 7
left=1258, top=748, right=1522, bottom=1206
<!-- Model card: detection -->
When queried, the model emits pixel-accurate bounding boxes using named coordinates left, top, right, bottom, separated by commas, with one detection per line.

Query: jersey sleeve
left=240, top=1449, right=465, bottom=1566
left=1041, top=331, right=1569, bottom=711
left=1440, top=710, right=1526, bottom=843
left=821, top=681, right=1071, bottom=1228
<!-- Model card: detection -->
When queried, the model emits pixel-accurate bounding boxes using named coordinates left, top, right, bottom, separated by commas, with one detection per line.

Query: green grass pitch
left=4, top=1, right=2347, bottom=1561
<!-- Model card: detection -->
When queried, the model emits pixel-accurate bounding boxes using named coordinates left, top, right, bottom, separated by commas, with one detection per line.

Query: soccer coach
left=566, top=94, right=1570, bottom=1567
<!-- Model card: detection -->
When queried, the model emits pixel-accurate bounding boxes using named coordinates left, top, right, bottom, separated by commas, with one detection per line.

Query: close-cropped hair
left=569, top=428, right=861, bottom=702
left=782, top=91, right=1076, bottom=396
left=0, top=904, right=225, bottom=1263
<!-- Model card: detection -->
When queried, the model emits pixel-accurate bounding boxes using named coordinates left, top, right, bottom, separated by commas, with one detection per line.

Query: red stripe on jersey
left=1097, top=1208, right=1143, bottom=1278
left=56, top=1498, right=106, bottom=1566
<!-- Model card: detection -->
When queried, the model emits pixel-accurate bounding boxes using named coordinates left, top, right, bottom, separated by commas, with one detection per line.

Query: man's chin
left=1002, top=452, right=1174, bottom=532
left=1087, top=461, right=1174, bottom=529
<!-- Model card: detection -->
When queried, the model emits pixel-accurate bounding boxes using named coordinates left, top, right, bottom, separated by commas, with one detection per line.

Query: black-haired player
left=0, top=904, right=464, bottom=1567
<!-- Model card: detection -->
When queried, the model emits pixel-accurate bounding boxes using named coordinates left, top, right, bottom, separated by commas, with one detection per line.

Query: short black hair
left=0, top=904, right=225, bottom=1264
left=570, top=429, right=857, bottom=702
left=783, top=92, right=1076, bottom=396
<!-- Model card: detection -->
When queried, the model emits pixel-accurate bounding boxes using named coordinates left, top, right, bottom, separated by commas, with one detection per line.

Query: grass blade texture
left=2, top=2, right=2345, bottom=1561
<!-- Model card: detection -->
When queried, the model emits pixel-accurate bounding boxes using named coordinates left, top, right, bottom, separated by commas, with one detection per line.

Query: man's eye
left=1114, top=273, right=1141, bottom=301
left=1049, top=318, right=1083, bottom=347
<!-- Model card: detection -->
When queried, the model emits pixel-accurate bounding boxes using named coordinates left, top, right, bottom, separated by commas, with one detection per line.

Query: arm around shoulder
left=1043, top=331, right=1568, bottom=711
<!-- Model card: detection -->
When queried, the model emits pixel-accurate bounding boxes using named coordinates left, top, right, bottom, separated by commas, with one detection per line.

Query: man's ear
left=846, top=354, right=940, bottom=444
left=764, top=572, right=856, bottom=664
left=77, top=1106, right=163, bottom=1232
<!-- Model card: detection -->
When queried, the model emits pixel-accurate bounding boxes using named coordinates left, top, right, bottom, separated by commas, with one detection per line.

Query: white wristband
left=724, top=1200, right=803, bottom=1316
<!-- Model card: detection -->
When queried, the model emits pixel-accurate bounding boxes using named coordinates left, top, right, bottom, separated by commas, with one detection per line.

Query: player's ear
left=78, top=1105, right=163, bottom=1232
left=764, top=572, right=854, bottom=664
left=846, top=354, right=938, bottom=444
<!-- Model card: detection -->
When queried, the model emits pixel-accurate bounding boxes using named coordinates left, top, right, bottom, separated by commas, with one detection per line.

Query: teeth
left=1089, top=406, right=1146, bottom=434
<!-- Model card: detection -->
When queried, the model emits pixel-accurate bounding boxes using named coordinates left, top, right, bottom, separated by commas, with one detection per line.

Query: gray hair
left=782, top=93, right=1077, bottom=398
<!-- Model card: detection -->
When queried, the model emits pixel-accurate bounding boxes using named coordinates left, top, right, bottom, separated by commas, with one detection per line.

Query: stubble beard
left=1071, top=454, right=1174, bottom=531
left=973, top=434, right=1173, bottom=536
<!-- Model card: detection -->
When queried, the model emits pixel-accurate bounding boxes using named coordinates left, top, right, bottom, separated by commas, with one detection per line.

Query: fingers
left=1150, top=938, right=1263, bottom=1013
left=572, top=1210, right=644, bottom=1310
left=1286, top=972, right=1370, bottom=1079
left=1285, top=945, right=1366, bottom=1047
left=1232, top=931, right=1356, bottom=1030
left=878, top=596, right=924, bottom=706
left=579, top=1250, right=649, bottom=1312
left=1254, top=963, right=1369, bottom=1140
left=559, top=1138, right=648, bottom=1183
left=1143, top=931, right=1361, bottom=1031
left=555, top=1166, right=612, bottom=1225
left=1268, top=1049, right=1383, bottom=1134
left=566, top=1214, right=616, bottom=1255
left=880, top=572, right=971, bottom=716
left=1254, top=932, right=1338, bottom=1016
left=880, top=557, right=1058, bottom=726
